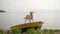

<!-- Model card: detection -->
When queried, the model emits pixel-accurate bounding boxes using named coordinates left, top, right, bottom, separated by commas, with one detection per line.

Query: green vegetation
left=0, top=30, right=3, bottom=34
left=27, top=28, right=35, bottom=34
left=27, top=28, right=41, bottom=34
left=0, top=28, right=60, bottom=34
left=35, top=28, right=41, bottom=34
left=41, top=29, right=47, bottom=34
left=0, top=30, right=7, bottom=34
left=11, top=27, right=21, bottom=34
left=48, top=29, right=54, bottom=34
left=55, top=30, right=60, bottom=32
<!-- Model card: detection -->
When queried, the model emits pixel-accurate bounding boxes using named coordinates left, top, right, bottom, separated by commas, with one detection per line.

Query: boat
left=11, top=21, right=44, bottom=32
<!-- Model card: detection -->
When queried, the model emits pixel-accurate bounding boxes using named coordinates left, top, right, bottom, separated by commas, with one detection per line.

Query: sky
left=0, top=0, right=60, bottom=30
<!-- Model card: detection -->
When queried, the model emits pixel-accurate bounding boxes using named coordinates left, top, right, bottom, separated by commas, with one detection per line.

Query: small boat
left=11, top=21, right=44, bottom=33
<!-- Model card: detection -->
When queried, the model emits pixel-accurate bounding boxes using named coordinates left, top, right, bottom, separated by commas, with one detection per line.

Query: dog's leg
left=31, top=19, right=34, bottom=22
left=25, top=19, right=27, bottom=23
left=28, top=20, right=31, bottom=23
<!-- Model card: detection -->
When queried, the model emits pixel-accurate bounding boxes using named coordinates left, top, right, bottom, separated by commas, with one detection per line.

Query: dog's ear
left=30, top=12, right=34, bottom=13
left=0, top=10, right=5, bottom=13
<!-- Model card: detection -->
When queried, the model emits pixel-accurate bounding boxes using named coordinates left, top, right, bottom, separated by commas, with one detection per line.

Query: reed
left=26, top=28, right=35, bottom=34
left=11, top=27, right=21, bottom=34
left=41, top=29, right=47, bottom=34
left=26, top=27, right=41, bottom=34
left=35, top=28, right=41, bottom=34
left=48, top=29, right=54, bottom=34
left=0, top=30, right=7, bottom=34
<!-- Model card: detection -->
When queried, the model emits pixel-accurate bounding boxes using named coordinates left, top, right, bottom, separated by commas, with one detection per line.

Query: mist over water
left=0, top=0, right=60, bottom=30
left=0, top=10, right=60, bottom=30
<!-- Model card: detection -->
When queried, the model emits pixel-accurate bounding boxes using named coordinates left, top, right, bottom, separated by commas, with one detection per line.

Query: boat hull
left=11, top=21, right=44, bottom=33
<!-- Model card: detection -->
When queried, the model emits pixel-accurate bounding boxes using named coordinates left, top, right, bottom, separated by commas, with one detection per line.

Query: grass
left=0, top=28, right=60, bottom=34
left=11, top=27, right=21, bottom=34
left=41, top=29, right=47, bottom=34
left=26, top=28, right=35, bottom=34
left=35, top=28, right=41, bottom=34
left=48, top=29, right=54, bottom=34
left=0, top=30, right=7, bottom=34
left=26, top=28, right=41, bottom=34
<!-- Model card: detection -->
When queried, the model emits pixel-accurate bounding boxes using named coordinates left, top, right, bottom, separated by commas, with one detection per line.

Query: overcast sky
left=0, top=0, right=60, bottom=30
